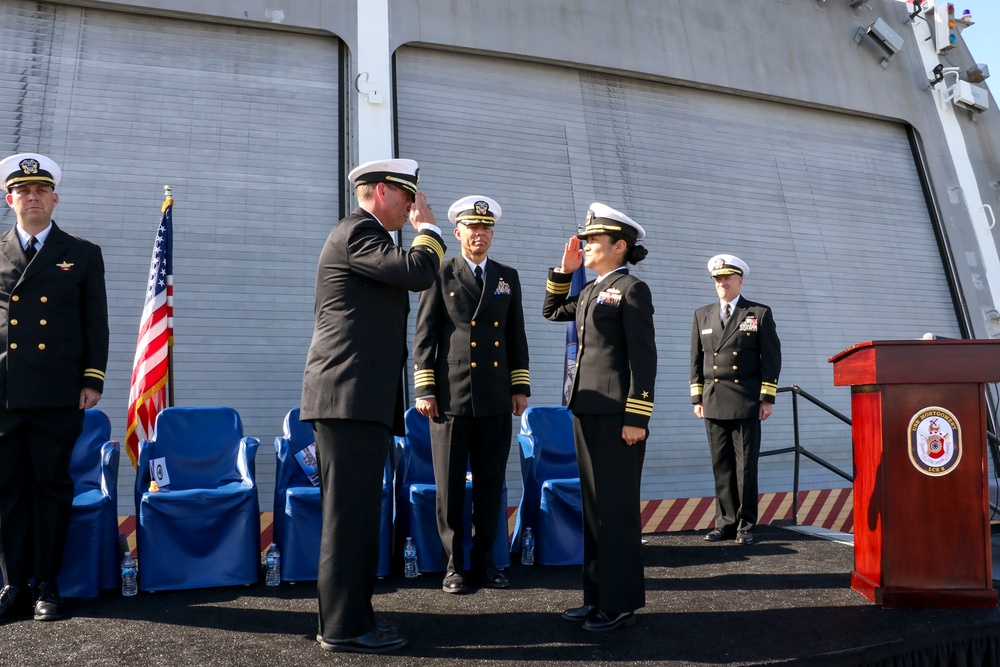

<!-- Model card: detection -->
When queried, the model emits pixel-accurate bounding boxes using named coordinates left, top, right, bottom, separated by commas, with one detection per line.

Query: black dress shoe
left=704, top=528, right=733, bottom=542
left=0, top=585, right=31, bottom=624
left=583, top=610, right=636, bottom=632
left=478, top=567, right=510, bottom=589
left=561, top=604, right=599, bottom=622
left=736, top=531, right=754, bottom=545
left=33, top=582, right=64, bottom=622
left=317, top=627, right=408, bottom=654
left=442, top=571, right=467, bottom=594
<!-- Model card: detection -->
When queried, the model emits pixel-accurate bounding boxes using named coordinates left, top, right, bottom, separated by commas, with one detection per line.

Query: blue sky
left=950, top=0, right=999, bottom=90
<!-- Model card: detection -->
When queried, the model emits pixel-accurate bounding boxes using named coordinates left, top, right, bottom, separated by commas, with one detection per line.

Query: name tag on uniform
left=596, top=287, right=621, bottom=306
left=701, top=328, right=713, bottom=335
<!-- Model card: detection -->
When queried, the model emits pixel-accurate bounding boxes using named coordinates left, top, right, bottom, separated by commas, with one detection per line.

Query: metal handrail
left=759, top=385, right=853, bottom=524
left=761, top=386, right=1000, bottom=524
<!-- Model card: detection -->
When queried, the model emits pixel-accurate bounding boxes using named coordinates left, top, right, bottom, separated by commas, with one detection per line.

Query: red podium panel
left=830, top=340, right=1000, bottom=608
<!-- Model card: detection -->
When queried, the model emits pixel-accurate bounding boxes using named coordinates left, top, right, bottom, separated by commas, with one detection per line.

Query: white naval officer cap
left=448, top=195, right=501, bottom=226
left=577, top=202, right=645, bottom=243
left=708, top=254, right=749, bottom=278
left=0, top=153, right=62, bottom=191
left=348, top=158, right=420, bottom=195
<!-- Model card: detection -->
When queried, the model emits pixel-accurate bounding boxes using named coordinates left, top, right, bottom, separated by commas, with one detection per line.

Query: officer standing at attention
left=690, top=254, right=781, bottom=546
left=412, top=195, right=530, bottom=595
left=300, top=159, right=445, bottom=654
left=543, top=203, right=656, bottom=632
left=0, top=153, right=109, bottom=624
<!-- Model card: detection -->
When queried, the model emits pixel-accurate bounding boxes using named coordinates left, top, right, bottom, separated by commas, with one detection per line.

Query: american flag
left=125, top=193, right=174, bottom=468
left=562, top=241, right=587, bottom=406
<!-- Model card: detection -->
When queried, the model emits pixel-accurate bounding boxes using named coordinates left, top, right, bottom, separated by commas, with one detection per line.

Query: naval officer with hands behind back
left=543, top=203, right=656, bottom=632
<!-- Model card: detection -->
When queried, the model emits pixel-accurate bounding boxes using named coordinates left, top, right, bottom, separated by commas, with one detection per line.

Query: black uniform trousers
left=705, top=416, right=761, bottom=534
left=313, top=418, right=390, bottom=641
left=430, top=413, right=510, bottom=574
left=572, top=413, right=646, bottom=614
left=0, top=407, right=84, bottom=587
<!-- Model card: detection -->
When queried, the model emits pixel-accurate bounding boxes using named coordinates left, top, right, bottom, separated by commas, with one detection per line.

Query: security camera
left=928, top=64, right=945, bottom=86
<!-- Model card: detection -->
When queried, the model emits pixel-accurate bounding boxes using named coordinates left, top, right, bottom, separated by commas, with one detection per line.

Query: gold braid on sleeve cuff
left=412, top=235, right=445, bottom=263
left=546, top=279, right=571, bottom=295
left=510, top=369, right=530, bottom=386
left=414, top=368, right=435, bottom=390
left=625, top=397, right=654, bottom=417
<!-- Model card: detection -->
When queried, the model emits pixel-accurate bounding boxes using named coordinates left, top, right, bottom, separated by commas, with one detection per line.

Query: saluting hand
left=560, top=236, right=584, bottom=274
left=409, top=191, right=437, bottom=229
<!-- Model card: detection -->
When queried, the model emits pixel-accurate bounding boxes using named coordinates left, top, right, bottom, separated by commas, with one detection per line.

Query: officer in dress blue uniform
left=0, top=153, right=109, bottom=624
left=300, top=158, right=446, bottom=654
left=690, top=254, right=781, bottom=545
left=412, top=195, right=530, bottom=595
left=543, top=203, right=656, bottom=632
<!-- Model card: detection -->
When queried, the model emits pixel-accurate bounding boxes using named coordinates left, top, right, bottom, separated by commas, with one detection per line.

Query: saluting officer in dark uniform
left=690, top=254, right=781, bottom=546
left=300, top=159, right=446, bottom=655
left=543, top=203, right=656, bottom=632
left=0, top=153, right=109, bottom=624
left=412, top=195, right=530, bottom=595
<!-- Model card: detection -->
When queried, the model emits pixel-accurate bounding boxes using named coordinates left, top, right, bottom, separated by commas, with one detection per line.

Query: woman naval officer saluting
left=542, top=203, right=656, bottom=632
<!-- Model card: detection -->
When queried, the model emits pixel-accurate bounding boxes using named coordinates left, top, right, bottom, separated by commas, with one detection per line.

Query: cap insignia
left=19, top=158, right=39, bottom=175
left=474, top=200, right=489, bottom=216
left=712, top=258, right=725, bottom=271
left=414, top=168, right=420, bottom=184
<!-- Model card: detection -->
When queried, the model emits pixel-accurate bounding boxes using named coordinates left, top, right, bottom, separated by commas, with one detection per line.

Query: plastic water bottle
left=403, top=537, right=419, bottom=578
left=121, top=552, right=138, bottom=596
left=521, top=527, right=535, bottom=566
left=264, top=543, right=281, bottom=586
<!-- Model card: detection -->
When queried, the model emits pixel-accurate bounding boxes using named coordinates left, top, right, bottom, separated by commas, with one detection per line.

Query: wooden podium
left=830, top=339, right=1000, bottom=608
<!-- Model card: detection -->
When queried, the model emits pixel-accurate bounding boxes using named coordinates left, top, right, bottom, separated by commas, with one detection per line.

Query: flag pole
left=125, top=185, right=176, bottom=467
left=164, top=185, right=175, bottom=409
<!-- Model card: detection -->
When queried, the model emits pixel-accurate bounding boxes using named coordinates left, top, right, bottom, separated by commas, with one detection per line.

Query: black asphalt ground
left=3, top=524, right=999, bottom=667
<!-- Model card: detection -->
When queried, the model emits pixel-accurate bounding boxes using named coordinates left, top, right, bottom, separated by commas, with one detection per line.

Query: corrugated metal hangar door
left=0, top=1, right=342, bottom=512
left=395, top=46, right=962, bottom=502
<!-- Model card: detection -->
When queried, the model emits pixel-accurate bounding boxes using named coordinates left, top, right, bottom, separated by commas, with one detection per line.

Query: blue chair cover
left=272, top=407, right=392, bottom=581
left=56, top=409, right=120, bottom=598
left=134, top=407, right=260, bottom=591
left=512, top=406, right=583, bottom=565
left=395, top=407, right=510, bottom=573
left=538, top=479, right=584, bottom=565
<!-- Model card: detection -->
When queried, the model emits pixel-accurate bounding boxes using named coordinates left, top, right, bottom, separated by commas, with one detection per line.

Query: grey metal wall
left=2, top=0, right=998, bottom=515
left=0, top=0, right=342, bottom=513
left=395, top=46, right=962, bottom=500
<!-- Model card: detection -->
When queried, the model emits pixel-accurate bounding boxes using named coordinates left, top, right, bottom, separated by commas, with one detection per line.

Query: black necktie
left=25, top=236, right=37, bottom=261
left=723, top=303, right=732, bottom=322
left=474, top=266, right=484, bottom=291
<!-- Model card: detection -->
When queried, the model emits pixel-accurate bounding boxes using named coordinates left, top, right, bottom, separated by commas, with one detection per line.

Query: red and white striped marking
left=118, top=488, right=854, bottom=556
